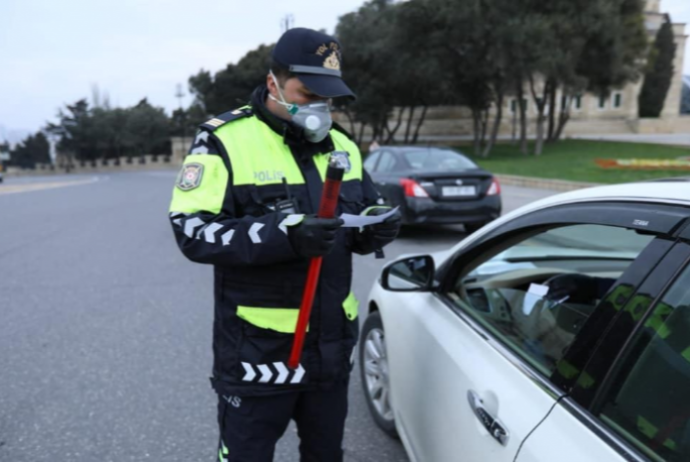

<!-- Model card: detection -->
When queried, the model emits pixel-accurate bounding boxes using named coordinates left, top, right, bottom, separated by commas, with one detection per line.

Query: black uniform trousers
left=216, top=380, right=349, bottom=462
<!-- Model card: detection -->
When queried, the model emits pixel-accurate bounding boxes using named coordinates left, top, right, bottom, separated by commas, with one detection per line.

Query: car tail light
left=400, top=178, right=429, bottom=198
left=487, top=178, right=501, bottom=196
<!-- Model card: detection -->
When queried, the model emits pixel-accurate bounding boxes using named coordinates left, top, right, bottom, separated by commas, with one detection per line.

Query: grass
left=456, top=139, right=690, bottom=184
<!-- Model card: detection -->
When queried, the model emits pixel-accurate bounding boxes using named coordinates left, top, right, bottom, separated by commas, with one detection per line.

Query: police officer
left=169, top=27, right=401, bottom=462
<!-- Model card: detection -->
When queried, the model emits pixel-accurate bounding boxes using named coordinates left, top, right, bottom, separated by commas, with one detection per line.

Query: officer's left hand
left=365, top=208, right=402, bottom=245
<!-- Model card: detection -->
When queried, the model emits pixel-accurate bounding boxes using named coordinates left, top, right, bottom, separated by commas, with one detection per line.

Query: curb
left=496, top=174, right=601, bottom=192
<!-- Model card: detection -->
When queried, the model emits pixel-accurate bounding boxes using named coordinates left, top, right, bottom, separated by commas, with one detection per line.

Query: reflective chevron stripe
left=291, top=364, right=305, bottom=384
left=184, top=217, right=205, bottom=238
left=240, top=362, right=305, bottom=384
left=241, top=362, right=256, bottom=381
left=258, top=364, right=272, bottom=383
left=274, top=362, right=289, bottom=383
left=221, top=230, right=235, bottom=246
left=201, top=223, right=223, bottom=244
left=278, top=214, right=305, bottom=234
left=249, top=223, right=264, bottom=243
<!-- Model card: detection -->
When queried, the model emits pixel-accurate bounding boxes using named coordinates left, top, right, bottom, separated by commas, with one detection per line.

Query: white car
left=360, top=180, right=690, bottom=462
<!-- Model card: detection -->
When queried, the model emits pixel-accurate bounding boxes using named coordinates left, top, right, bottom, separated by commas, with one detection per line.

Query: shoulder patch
left=176, top=162, right=204, bottom=191
left=199, top=107, right=253, bottom=132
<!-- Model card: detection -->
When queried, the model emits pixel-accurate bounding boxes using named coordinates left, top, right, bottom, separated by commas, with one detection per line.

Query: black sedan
left=364, top=146, right=502, bottom=232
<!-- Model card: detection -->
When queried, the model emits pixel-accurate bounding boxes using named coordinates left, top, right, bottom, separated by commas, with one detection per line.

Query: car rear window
left=401, top=149, right=477, bottom=171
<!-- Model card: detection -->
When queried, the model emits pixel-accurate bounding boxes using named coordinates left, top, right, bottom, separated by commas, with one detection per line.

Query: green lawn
left=457, top=140, right=690, bottom=184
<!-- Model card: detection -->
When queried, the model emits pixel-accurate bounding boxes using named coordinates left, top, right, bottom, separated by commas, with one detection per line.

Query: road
left=0, top=172, right=556, bottom=462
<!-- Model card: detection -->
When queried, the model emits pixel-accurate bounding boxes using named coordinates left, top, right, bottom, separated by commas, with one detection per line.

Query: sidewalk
left=571, top=133, right=690, bottom=147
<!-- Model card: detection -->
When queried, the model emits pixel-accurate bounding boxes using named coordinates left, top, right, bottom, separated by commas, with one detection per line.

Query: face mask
left=269, top=71, right=333, bottom=143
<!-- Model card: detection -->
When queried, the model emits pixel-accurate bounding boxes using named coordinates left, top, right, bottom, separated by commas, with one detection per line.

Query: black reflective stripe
left=289, top=65, right=342, bottom=77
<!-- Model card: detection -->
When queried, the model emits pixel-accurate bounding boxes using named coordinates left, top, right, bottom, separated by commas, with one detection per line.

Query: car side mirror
left=381, top=255, right=436, bottom=292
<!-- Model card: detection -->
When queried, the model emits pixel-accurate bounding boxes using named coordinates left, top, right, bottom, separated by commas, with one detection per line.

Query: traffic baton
left=289, top=153, right=347, bottom=370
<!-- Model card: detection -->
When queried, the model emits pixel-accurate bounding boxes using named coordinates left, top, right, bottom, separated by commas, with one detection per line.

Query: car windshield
left=401, top=148, right=477, bottom=171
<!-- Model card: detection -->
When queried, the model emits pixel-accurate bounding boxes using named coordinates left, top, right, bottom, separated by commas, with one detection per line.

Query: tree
left=515, top=0, right=646, bottom=154
left=188, top=44, right=273, bottom=117
left=123, top=99, right=171, bottom=158
left=47, top=96, right=172, bottom=167
left=47, top=99, right=98, bottom=163
left=11, top=132, right=51, bottom=169
left=336, top=0, right=400, bottom=145
left=639, top=14, right=677, bottom=118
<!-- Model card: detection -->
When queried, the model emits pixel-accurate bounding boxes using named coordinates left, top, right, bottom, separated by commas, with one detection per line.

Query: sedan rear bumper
left=403, top=196, right=501, bottom=225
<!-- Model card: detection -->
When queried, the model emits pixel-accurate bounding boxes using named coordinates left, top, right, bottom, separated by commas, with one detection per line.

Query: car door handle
left=467, top=390, right=510, bottom=446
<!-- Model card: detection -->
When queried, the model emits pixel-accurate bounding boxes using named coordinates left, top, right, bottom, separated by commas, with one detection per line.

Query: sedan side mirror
left=381, top=255, right=436, bottom=292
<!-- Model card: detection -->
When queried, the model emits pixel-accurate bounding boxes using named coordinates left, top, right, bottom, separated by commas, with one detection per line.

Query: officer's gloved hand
left=365, top=207, right=402, bottom=247
left=287, top=215, right=344, bottom=258
left=544, top=273, right=600, bottom=305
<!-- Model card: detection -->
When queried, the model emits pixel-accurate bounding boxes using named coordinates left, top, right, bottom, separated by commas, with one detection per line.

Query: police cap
left=272, top=28, right=356, bottom=101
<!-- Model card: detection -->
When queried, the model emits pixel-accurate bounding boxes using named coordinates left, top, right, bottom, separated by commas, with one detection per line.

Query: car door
left=383, top=201, right=688, bottom=462
left=517, top=237, right=690, bottom=462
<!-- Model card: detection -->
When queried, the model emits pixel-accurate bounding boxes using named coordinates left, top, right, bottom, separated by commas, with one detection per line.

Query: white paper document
left=340, top=207, right=400, bottom=228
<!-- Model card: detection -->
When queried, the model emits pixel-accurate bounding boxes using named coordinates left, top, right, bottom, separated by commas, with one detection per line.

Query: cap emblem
left=323, top=51, right=341, bottom=71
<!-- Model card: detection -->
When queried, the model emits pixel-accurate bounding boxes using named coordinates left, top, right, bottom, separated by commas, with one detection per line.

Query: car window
left=364, top=151, right=380, bottom=172
left=444, top=224, right=655, bottom=378
left=402, top=148, right=477, bottom=170
left=596, top=262, right=690, bottom=462
left=376, top=151, right=397, bottom=172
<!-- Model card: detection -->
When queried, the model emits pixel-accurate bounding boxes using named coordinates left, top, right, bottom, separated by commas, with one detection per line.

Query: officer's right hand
left=287, top=215, right=344, bottom=258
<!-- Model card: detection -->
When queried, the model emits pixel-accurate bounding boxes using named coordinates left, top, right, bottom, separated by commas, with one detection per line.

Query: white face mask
left=269, top=71, right=333, bottom=143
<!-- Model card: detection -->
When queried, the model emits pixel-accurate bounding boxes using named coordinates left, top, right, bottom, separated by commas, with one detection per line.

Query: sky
left=1, top=0, right=689, bottom=141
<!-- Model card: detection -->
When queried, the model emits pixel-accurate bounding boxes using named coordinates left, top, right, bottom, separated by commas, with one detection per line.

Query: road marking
left=0, top=177, right=100, bottom=196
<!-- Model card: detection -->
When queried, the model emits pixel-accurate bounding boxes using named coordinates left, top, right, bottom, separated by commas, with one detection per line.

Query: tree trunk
left=384, top=108, right=405, bottom=145
left=547, top=83, right=557, bottom=142
left=511, top=100, right=517, bottom=143
left=403, top=106, right=416, bottom=144
left=554, top=92, right=573, bottom=141
left=412, top=105, right=429, bottom=145
left=342, top=108, right=356, bottom=136
left=483, top=87, right=505, bottom=158
left=517, top=82, right=528, bottom=155
left=529, top=75, right=549, bottom=156
left=357, top=122, right=366, bottom=147
left=478, top=107, right=489, bottom=156
left=472, top=108, right=482, bottom=157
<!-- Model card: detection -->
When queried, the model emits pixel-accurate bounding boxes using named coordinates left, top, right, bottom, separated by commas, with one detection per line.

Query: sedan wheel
left=359, top=311, right=398, bottom=437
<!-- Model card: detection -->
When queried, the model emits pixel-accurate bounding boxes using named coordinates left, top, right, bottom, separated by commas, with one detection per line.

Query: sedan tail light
left=487, top=178, right=501, bottom=196
left=400, top=178, right=429, bottom=198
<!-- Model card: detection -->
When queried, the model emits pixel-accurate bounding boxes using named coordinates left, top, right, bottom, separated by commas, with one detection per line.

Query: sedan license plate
left=442, top=186, right=476, bottom=197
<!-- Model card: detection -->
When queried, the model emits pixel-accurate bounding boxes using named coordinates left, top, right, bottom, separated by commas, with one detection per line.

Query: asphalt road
left=0, top=171, right=556, bottom=462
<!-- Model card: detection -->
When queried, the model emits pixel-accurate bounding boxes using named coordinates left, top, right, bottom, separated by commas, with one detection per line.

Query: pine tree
left=638, top=15, right=677, bottom=118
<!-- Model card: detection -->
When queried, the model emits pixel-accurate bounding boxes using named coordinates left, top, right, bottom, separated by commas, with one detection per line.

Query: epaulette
left=332, top=121, right=355, bottom=141
left=199, top=107, right=253, bottom=132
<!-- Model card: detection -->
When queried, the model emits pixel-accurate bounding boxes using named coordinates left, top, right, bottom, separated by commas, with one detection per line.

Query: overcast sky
left=1, top=0, right=689, bottom=139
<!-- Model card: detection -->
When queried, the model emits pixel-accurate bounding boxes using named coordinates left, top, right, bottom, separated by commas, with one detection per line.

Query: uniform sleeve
left=351, top=167, right=389, bottom=256
left=169, top=131, right=301, bottom=267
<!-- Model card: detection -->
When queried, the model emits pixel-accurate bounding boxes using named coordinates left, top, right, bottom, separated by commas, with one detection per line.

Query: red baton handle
left=289, top=157, right=346, bottom=370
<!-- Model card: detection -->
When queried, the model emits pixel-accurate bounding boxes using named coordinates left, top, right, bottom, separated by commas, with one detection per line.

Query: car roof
left=445, top=179, right=690, bottom=259
left=374, top=146, right=458, bottom=151
left=527, top=180, right=690, bottom=208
